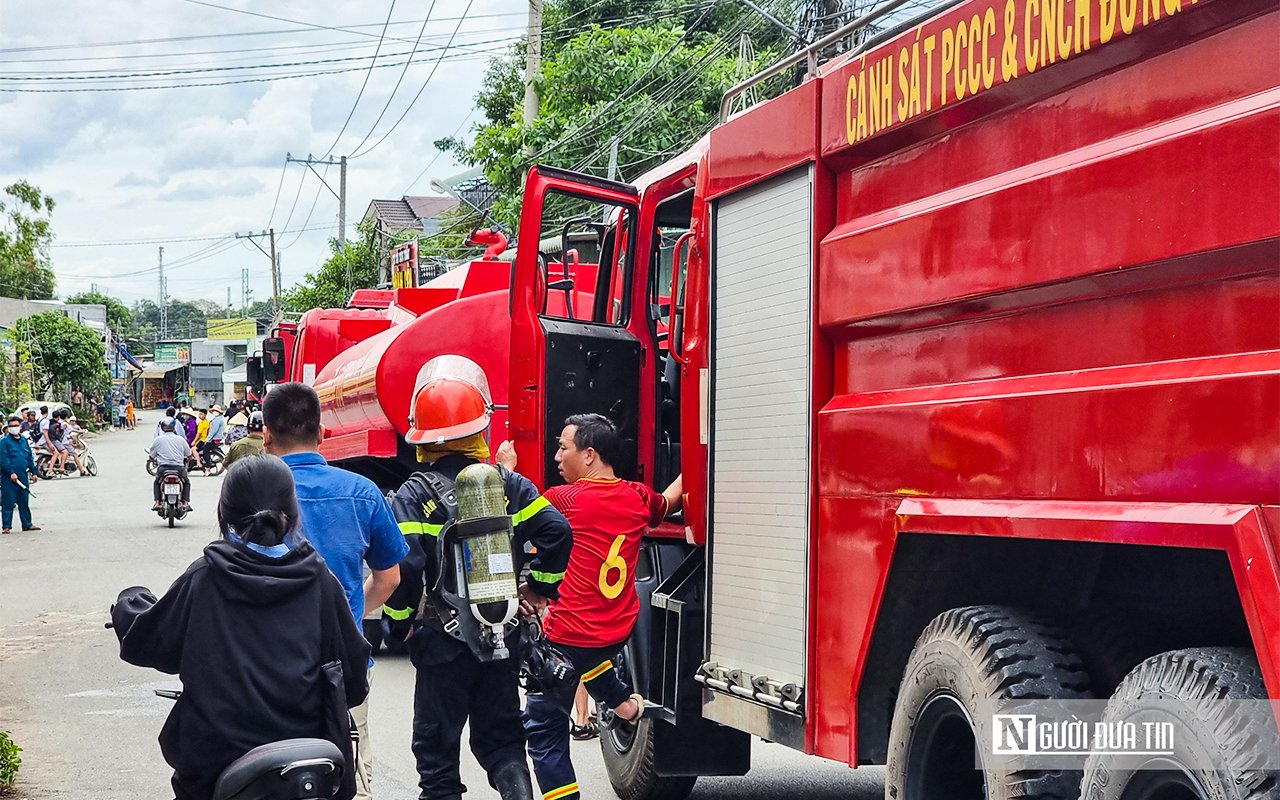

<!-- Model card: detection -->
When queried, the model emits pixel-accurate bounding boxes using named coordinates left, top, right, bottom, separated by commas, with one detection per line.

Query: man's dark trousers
left=524, top=642, right=632, bottom=800
left=1, top=479, right=31, bottom=530
left=409, top=626, right=530, bottom=800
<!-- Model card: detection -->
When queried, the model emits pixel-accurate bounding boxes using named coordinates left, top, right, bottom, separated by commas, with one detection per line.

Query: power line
left=403, top=109, right=476, bottom=195
left=0, top=13, right=526, bottom=58
left=351, top=0, right=477, bottom=159
left=50, top=223, right=337, bottom=248
left=0, top=47, right=508, bottom=93
left=342, top=1, right=437, bottom=158
left=322, top=0, right=396, bottom=158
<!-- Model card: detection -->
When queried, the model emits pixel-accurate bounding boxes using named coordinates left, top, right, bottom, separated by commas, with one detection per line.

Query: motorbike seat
left=213, top=737, right=344, bottom=800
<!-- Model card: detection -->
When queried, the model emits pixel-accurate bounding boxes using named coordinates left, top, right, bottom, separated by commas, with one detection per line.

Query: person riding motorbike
left=111, top=454, right=371, bottom=800
left=150, top=417, right=195, bottom=512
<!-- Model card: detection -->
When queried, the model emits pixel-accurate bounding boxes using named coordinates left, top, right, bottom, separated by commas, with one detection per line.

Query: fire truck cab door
left=510, top=165, right=642, bottom=489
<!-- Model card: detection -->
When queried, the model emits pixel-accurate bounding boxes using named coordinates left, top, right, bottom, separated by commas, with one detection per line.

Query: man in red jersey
left=500, top=413, right=681, bottom=800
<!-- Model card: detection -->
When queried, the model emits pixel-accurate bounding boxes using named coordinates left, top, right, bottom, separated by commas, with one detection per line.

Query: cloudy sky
left=0, top=0, right=525, bottom=305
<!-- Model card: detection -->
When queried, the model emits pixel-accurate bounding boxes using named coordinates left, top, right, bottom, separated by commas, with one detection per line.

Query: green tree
left=282, top=221, right=381, bottom=312
left=66, top=290, right=134, bottom=336
left=130, top=298, right=220, bottom=340
left=0, top=181, right=57, bottom=300
left=15, top=312, right=108, bottom=397
left=440, top=2, right=786, bottom=228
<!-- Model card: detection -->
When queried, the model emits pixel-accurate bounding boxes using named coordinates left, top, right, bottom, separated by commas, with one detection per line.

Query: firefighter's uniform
left=387, top=452, right=572, bottom=800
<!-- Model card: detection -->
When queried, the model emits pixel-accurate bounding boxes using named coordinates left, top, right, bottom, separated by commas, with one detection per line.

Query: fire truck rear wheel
left=601, top=717, right=695, bottom=800
left=601, top=645, right=695, bottom=800
left=1080, top=647, right=1280, bottom=800
left=886, top=605, right=1094, bottom=800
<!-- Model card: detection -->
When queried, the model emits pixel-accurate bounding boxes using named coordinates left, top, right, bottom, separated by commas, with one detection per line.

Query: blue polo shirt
left=281, top=452, right=408, bottom=624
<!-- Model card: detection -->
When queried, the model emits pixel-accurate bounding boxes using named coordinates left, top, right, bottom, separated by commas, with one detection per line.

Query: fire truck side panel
left=291, top=307, right=392, bottom=386
left=313, top=288, right=513, bottom=459
left=780, top=0, right=1280, bottom=767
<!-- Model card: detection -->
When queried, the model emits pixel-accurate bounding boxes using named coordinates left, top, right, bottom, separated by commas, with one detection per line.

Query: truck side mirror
left=245, top=355, right=264, bottom=387
left=262, top=337, right=286, bottom=383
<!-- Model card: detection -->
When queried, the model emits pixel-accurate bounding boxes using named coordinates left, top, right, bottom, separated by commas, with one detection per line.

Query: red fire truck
left=271, top=0, right=1278, bottom=796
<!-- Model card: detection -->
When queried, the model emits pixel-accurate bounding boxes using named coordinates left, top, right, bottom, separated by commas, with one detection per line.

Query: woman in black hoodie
left=112, top=454, right=371, bottom=800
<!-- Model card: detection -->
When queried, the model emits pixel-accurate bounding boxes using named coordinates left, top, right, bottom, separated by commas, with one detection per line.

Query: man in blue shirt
left=263, top=383, right=408, bottom=800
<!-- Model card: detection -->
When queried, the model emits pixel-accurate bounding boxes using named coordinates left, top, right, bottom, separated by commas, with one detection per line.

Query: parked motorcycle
left=155, top=468, right=190, bottom=528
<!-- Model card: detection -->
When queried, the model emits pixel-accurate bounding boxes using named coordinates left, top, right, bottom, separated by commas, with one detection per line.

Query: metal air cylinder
left=453, top=463, right=519, bottom=658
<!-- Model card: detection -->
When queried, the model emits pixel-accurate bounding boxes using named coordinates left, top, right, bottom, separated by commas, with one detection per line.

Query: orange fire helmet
left=405, top=355, right=494, bottom=445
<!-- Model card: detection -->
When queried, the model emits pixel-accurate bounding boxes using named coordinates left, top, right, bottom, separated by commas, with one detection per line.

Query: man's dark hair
left=564, top=413, right=620, bottom=467
left=262, top=382, right=321, bottom=448
left=39, top=406, right=47, bottom=414
left=165, top=407, right=176, bottom=418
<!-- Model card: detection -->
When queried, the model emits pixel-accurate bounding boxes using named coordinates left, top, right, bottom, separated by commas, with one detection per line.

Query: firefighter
left=386, top=355, right=572, bottom=800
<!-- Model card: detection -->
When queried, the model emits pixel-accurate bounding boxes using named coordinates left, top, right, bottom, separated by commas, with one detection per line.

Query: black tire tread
left=1083, top=647, right=1280, bottom=800
left=603, top=718, right=696, bottom=800
left=888, top=605, right=1094, bottom=800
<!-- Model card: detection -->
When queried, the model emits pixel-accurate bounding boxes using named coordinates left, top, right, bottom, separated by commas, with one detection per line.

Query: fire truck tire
left=886, top=605, right=1093, bottom=800
left=601, top=717, right=696, bottom=800
left=1067, top=609, right=1177, bottom=695
left=1080, top=647, right=1280, bottom=800
left=602, top=642, right=695, bottom=800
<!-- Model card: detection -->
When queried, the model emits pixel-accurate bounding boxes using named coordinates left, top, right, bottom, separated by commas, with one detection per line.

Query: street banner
left=206, top=318, right=258, bottom=340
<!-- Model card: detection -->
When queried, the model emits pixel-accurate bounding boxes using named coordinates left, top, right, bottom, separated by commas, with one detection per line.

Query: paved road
left=0, top=420, right=885, bottom=799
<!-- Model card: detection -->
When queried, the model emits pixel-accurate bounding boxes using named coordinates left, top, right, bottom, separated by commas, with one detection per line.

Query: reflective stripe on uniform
left=382, top=605, right=413, bottom=621
left=581, top=660, right=613, bottom=682
left=511, top=495, right=550, bottom=526
left=529, top=568, right=565, bottom=584
left=543, top=782, right=580, bottom=800
left=398, top=520, right=444, bottom=537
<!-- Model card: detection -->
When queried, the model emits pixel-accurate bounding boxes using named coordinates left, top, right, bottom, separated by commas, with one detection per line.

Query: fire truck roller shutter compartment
left=706, top=167, right=812, bottom=720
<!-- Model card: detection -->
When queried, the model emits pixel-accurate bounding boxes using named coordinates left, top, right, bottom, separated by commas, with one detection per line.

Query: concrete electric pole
left=524, top=0, right=543, bottom=126
left=286, top=152, right=347, bottom=249
left=158, top=246, right=167, bottom=339
left=235, top=230, right=280, bottom=315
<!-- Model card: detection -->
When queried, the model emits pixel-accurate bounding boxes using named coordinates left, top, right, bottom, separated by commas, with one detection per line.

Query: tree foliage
left=130, top=298, right=223, bottom=340
left=0, top=181, right=57, bottom=300
left=15, top=312, right=108, bottom=396
left=441, top=0, right=786, bottom=229
left=281, top=220, right=381, bottom=312
left=66, top=290, right=133, bottom=336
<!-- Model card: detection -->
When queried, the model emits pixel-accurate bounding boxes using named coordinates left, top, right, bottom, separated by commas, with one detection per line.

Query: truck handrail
left=720, top=0, right=949, bottom=122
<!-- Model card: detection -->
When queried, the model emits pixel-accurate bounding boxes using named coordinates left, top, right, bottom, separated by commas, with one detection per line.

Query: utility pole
left=523, top=0, right=543, bottom=128
left=227, top=286, right=232, bottom=314
left=285, top=152, right=347, bottom=249
left=236, top=230, right=280, bottom=316
left=241, top=268, right=251, bottom=315
left=158, top=246, right=167, bottom=339
left=338, top=156, right=347, bottom=249
left=269, top=228, right=279, bottom=314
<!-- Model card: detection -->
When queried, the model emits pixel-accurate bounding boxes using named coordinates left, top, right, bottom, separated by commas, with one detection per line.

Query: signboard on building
left=391, top=240, right=419, bottom=289
left=154, top=343, right=190, bottom=363
left=206, top=318, right=258, bottom=340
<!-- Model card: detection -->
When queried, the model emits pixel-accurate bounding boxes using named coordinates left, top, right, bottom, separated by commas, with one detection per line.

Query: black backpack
left=47, top=417, right=63, bottom=442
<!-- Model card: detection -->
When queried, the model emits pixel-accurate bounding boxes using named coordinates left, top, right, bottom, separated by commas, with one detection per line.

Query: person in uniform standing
left=0, top=414, right=39, bottom=534
left=386, top=355, right=572, bottom=800
left=498, top=414, right=682, bottom=800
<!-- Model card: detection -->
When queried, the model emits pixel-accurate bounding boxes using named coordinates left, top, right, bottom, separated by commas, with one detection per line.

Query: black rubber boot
left=490, top=760, right=534, bottom=800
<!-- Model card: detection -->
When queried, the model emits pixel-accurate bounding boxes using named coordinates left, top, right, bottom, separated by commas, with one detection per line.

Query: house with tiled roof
left=362, top=195, right=458, bottom=236
left=362, top=195, right=460, bottom=285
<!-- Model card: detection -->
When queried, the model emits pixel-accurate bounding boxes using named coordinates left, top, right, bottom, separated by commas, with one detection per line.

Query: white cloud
left=0, top=0, right=524, bottom=304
